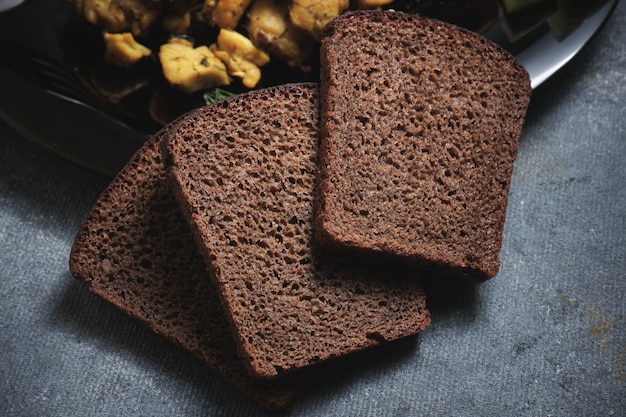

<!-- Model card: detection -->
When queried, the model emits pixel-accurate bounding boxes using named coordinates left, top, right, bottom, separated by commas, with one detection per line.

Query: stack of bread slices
left=69, top=10, right=531, bottom=409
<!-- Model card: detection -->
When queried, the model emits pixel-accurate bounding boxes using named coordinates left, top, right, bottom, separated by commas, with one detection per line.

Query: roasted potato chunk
left=356, top=0, right=393, bottom=8
left=159, top=37, right=231, bottom=93
left=103, top=32, right=152, bottom=67
left=73, top=0, right=163, bottom=36
left=212, top=29, right=270, bottom=88
left=247, top=0, right=315, bottom=69
left=289, top=0, right=349, bottom=40
left=198, top=0, right=254, bottom=29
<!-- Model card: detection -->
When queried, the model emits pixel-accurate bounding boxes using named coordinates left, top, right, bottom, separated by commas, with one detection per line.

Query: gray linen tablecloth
left=1, top=3, right=624, bottom=415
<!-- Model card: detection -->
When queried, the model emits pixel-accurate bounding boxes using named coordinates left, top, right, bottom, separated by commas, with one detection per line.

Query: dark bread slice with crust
left=316, top=11, right=532, bottom=281
left=69, top=131, right=304, bottom=409
left=164, top=83, right=431, bottom=379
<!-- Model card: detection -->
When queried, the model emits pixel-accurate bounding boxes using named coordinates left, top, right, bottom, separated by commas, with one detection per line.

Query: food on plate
left=69, top=130, right=306, bottom=410
left=289, top=0, right=349, bottom=40
left=68, top=0, right=517, bottom=129
left=164, top=83, right=431, bottom=379
left=159, top=37, right=231, bottom=93
left=73, top=0, right=164, bottom=36
left=158, top=30, right=269, bottom=93
left=212, top=28, right=271, bottom=87
left=199, top=0, right=254, bottom=29
left=315, top=11, right=532, bottom=282
left=66, top=0, right=598, bottom=133
left=103, top=32, right=152, bottom=67
left=246, top=0, right=315, bottom=69
left=356, top=0, right=394, bottom=8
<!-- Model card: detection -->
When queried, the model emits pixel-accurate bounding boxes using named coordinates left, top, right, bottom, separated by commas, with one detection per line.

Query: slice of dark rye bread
left=316, top=11, right=532, bottom=281
left=69, top=131, right=305, bottom=409
left=164, top=83, right=431, bottom=379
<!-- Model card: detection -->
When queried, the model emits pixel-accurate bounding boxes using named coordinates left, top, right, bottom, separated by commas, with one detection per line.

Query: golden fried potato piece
left=103, top=32, right=152, bottom=67
left=289, top=0, right=349, bottom=40
left=356, top=0, right=393, bottom=8
left=212, top=29, right=270, bottom=88
left=198, top=0, right=254, bottom=29
left=247, top=0, right=315, bottom=69
left=159, top=37, right=231, bottom=93
left=73, top=0, right=163, bottom=36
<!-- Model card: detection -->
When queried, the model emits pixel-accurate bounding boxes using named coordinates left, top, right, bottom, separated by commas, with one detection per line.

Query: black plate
left=0, top=0, right=618, bottom=177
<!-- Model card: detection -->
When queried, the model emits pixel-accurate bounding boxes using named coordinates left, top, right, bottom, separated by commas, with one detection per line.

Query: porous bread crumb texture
left=165, top=83, right=430, bottom=379
left=69, top=133, right=302, bottom=409
left=317, top=11, right=532, bottom=281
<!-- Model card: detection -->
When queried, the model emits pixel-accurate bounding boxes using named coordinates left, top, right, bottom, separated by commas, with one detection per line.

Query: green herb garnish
left=203, top=87, right=237, bottom=105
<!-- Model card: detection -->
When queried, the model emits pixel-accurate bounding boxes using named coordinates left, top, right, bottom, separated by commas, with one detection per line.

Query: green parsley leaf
left=203, top=88, right=236, bottom=105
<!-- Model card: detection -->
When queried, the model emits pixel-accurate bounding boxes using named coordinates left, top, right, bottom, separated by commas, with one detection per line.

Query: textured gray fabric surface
left=1, top=3, right=624, bottom=415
